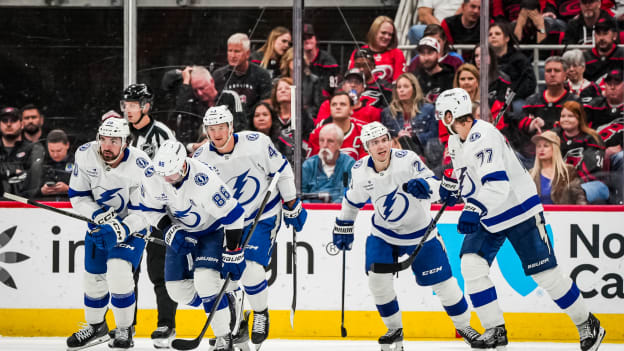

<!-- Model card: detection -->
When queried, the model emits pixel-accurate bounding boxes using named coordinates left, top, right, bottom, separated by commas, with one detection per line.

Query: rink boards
left=0, top=202, right=622, bottom=342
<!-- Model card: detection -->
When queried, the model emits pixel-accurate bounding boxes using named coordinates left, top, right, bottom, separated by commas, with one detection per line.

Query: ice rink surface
left=0, top=337, right=621, bottom=350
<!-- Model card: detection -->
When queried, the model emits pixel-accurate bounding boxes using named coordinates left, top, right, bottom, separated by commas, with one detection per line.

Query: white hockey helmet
left=203, top=105, right=234, bottom=128
left=153, top=140, right=187, bottom=177
left=360, top=122, right=390, bottom=152
left=97, top=116, right=130, bottom=139
left=435, top=88, right=473, bottom=130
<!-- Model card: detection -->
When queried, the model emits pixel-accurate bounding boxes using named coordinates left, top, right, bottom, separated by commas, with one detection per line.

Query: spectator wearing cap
left=552, top=100, right=609, bottom=203
left=350, top=49, right=393, bottom=109
left=585, top=69, right=624, bottom=175
left=39, top=128, right=73, bottom=199
left=0, top=106, right=45, bottom=198
left=313, top=69, right=381, bottom=126
left=409, top=36, right=454, bottom=103
left=20, top=104, right=45, bottom=144
left=530, top=130, right=587, bottom=204
left=301, top=123, right=355, bottom=203
left=562, top=49, right=601, bottom=103
left=440, top=0, right=480, bottom=57
left=307, top=91, right=368, bottom=160
left=489, top=21, right=537, bottom=102
left=553, top=0, right=615, bottom=23
left=303, top=23, right=340, bottom=99
left=250, top=26, right=292, bottom=79
left=380, top=72, right=439, bottom=163
left=347, top=16, right=406, bottom=83
left=408, top=0, right=463, bottom=45
left=564, top=0, right=617, bottom=44
left=583, top=16, right=624, bottom=88
left=408, top=24, right=464, bottom=73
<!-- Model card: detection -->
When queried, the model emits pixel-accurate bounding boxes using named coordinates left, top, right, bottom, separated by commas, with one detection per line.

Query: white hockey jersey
left=139, top=157, right=244, bottom=235
left=447, top=120, right=543, bottom=233
left=192, top=132, right=296, bottom=226
left=69, top=142, right=152, bottom=234
left=338, top=149, right=441, bottom=246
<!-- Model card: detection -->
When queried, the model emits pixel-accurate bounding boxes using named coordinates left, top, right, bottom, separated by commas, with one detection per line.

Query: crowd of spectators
left=1, top=1, right=623, bottom=204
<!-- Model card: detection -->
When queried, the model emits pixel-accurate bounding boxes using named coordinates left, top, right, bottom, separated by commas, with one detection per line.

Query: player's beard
left=101, top=149, right=119, bottom=162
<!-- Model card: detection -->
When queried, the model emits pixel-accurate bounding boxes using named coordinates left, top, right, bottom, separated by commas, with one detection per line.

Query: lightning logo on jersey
left=376, top=187, right=409, bottom=223
left=173, top=205, right=201, bottom=228
left=228, top=169, right=260, bottom=206
left=94, top=187, right=125, bottom=213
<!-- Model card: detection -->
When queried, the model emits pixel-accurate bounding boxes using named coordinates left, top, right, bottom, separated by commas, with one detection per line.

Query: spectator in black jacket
left=489, top=21, right=537, bottom=102
left=440, top=0, right=480, bottom=47
left=39, top=129, right=73, bottom=200
left=409, top=37, right=455, bottom=103
left=583, top=16, right=624, bottom=86
left=303, top=23, right=340, bottom=98
left=561, top=49, right=601, bottom=102
left=250, top=26, right=292, bottom=79
left=280, top=47, right=322, bottom=120
left=0, top=106, right=44, bottom=198
left=20, top=104, right=45, bottom=144
left=563, top=0, right=616, bottom=44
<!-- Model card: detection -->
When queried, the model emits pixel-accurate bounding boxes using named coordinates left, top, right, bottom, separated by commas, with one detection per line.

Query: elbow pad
left=225, top=228, right=243, bottom=251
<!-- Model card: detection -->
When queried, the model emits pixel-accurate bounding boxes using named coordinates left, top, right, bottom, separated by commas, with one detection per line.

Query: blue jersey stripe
left=344, top=193, right=366, bottom=209
left=244, top=193, right=281, bottom=222
left=372, top=216, right=428, bottom=240
left=481, top=170, right=509, bottom=184
left=482, top=195, right=541, bottom=227
left=68, top=188, right=93, bottom=198
left=139, top=203, right=167, bottom=213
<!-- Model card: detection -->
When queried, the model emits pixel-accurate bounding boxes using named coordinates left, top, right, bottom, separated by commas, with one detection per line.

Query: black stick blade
left=341, top=326, right=347, bottom=338
left=171, top=337, right=201, bottom=350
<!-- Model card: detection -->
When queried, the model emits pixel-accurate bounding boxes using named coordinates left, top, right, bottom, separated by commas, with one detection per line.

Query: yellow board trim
left=0, top=309, right=622, bottom=343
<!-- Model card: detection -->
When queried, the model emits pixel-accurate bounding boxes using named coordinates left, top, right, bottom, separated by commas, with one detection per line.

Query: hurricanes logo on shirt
left=95, top=187, right=125, bottom=213
left=173, top=205, right=201, bottom=228
left=376, top=187, right=409, bottom=222
left=227, top=170, right=260, bottom=206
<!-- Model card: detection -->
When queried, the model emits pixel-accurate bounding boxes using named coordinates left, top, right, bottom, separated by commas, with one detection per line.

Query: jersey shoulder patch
left=394, top=150, right=408, bottom=158
left=136, top=157, right=149, bottom=169
left=245, top=132, right=260, bottom=141
left=192, top=146, right=204, bottom=158
left=78, top=142, right=91, bottom=152
left=144, top=166, right=155, bottom=177
left=353, top=159, right=364, bottom=169
left=194, top=172, right=209, bottom=186
left=469, top=132, right=482, bottom=142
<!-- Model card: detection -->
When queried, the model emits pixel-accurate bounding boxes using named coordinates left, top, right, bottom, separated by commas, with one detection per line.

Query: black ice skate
left=66, top=321, right=110, bottom=351
left=107, top=326, right=135, bottom=347
left=233, top=310, right=251, bottom=351
left=151, top=326, right=176, bottom=349
left=378, top=328, right=404, bottom=351
left=456, top=326, right=482, bottom=347
left=214, top=333, right=234, bottom=351
left=109, top=326, right=134, bottom=350
left=578, top=313, right=605, bottom=351
left=251, top=308, right=269, bottom=348
left=473, top=324, right=508, bottom=350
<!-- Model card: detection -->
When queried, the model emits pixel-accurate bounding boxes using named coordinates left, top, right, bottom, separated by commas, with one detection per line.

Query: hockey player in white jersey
left=332, top=121, right=481, bottom=351
left=66, top=117, right=152, bottom=350
left=193, top=105, right=307, bottom=348
left=139, top=139, right=246, bottom=351
left=436, top=88, right=605, bottom=350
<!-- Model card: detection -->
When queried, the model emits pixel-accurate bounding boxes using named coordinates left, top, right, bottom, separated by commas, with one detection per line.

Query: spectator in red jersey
left=251, top=26, right=292, bottom=79
left=303, top=23, right=339, bottom=99
left=489, top=21, right=537, bottom=102
left=280, top=47, right=322, bottom=120
left=314, top=69, right=382, bottom=126
left=409, top=37, right=455, bottom=103
left=351, top=48, right=393, bottom=109
left=552, top=100, right=609, bottom=203
left=561, top=49, right=601, bottom=103
left=408, top=24, right=464, bottom=73
left=347, top=16, right=406, bottom=83
left=380, top=72, right=438, bottom=160
left=563, top=0, right=616, bottom=44
left=453, top=64, right=480, bottom=102
left=583, top=16, right=624, bottom=87
left=308, top=92, right=368, bottom=160
left=440, top=0, right=480, bottom=58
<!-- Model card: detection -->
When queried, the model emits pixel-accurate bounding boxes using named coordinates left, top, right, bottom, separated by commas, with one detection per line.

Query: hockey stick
left=290, top=226, right=297, bottom=329
left=340, top=172, right=349, bottom=337
left=370, top=202, right=449, bottom=274
left=171, top=172, right=281, bottom=351
left=340, top=250, right=347, bottom=337
left=2, top=192, right=165, bottom=246
left=493, top=90, right=516, bottom=128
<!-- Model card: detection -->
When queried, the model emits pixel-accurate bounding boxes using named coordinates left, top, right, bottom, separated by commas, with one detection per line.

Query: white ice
left=0, top=337, right=621, bottom=350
